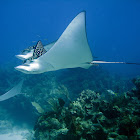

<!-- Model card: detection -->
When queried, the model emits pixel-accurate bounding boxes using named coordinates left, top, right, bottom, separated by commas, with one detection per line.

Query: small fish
left=107, top=90, right=118, bottom=96
left=31, top=102, right=44, bottom=114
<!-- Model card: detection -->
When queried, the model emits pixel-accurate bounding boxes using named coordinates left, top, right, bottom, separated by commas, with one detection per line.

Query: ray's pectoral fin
left=0, top=80, right=24, bottom=101
left=38, top=11, right=93, bottom=71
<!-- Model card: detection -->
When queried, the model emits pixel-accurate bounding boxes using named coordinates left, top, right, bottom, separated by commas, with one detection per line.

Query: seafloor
left=0, top=65, right=139, bottom=140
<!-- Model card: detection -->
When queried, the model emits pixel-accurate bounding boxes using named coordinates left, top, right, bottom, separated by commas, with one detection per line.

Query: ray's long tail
left=91, top=61, right=140, bottom=65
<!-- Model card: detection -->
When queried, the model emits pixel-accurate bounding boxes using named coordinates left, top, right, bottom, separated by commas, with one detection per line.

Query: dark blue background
left=0, top=0, right=140, bottom=76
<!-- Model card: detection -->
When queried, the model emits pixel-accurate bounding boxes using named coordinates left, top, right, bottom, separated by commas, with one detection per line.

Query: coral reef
left=132, top=77, right=140, bottom=99
left=33, top=86, right=140, bottom=140
left=0, top=66, right=139, bottom=140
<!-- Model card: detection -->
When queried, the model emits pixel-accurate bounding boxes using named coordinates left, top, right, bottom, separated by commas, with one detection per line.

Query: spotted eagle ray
left=16, top=41, right=55, bottom=64
left=15, top=11, right=140, bottom=74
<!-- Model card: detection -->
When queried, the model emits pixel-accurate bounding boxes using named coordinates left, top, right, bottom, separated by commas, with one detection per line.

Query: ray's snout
left=15, top=62, right=40, bottom=74
left=15, top=65, right=30, bottom=74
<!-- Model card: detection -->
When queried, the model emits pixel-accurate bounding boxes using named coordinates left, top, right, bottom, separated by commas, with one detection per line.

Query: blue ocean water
left=0, top=0, right=140, bottom=139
